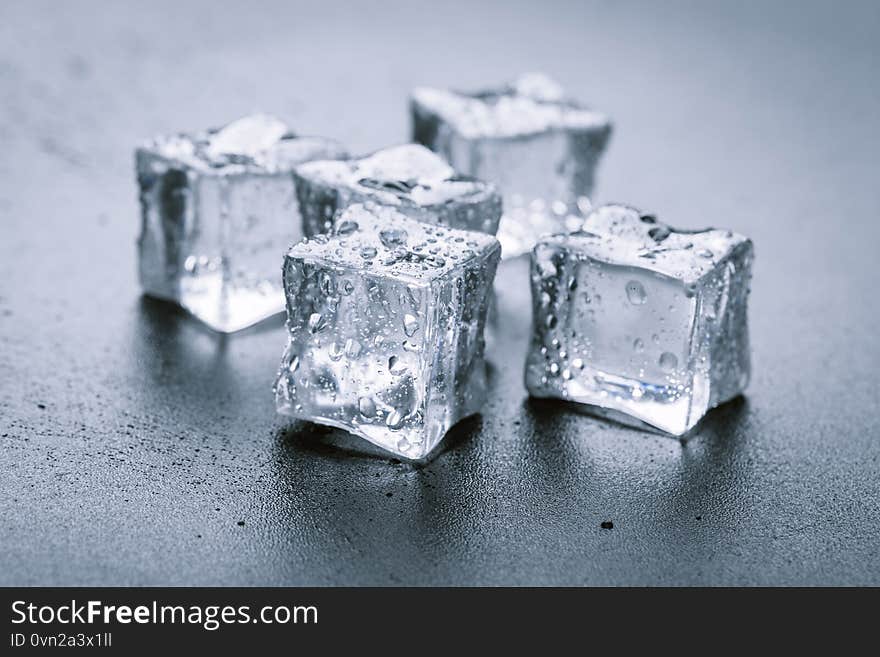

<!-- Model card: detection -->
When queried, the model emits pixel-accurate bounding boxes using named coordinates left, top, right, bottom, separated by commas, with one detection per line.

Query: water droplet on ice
left=386, top=410, right=405, bottom=430
left=308, top=313, right=325, bottom=333
left=379, top=228, right=408, bottom=248
left=626, top=280, right=647, bottom=305
left=358, top=396, right=376, bottom=417
left=360, top=246, right=377, bottom=259
left=336, top=220, right=358, bottom=236
left=329, top=342, right=344, bottom=361
left=403, top=314, right=420, bottom=337
left=396, top=436, right=411, bottom=452
left=659, top=352, right=678, bottom=372
left=633, top=338, right=644, bottom=352
left=344, top=338, right=362, bottom=358
left=648, top=226, right=670, bottom=242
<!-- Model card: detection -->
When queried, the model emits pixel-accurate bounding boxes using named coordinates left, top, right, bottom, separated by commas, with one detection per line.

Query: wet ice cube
left=136, top=114, right=348, bottom=333
left=274, top=202, right=501, bottom=459
left=525, top=204, right=753, bottom=435
left=410, top=73, right=612, bottom=259
left=294, top=143, right=501, bottom=237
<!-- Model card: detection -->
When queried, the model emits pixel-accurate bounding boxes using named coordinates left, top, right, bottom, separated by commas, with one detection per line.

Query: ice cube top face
left=526, top=205, right=753, bottom=436
left=410, top=73, right=613, bottom=259
left=136, top=114, right=348, bottom=333
left=294, top=143, right=501, bottom=238
left=275, top=203, right=501, bottom=459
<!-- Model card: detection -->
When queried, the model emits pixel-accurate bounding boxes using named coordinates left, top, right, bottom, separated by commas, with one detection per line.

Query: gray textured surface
left=1, top=0, right=878, bottom=586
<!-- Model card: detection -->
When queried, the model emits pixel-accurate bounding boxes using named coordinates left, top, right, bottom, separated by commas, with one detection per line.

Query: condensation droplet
left=659, top=352, right=678, bottom=372
left=344, top=338, right=361, bottom=358
left=625, top=280, right=647, bottom=305
left=379, top=228, right=408, bottom=249
left=336, top=220, right=358, bottom=236
left=403, top=314, right=420, bottom=337
left=386, top=409, right=405, bottom=430
left=308, top=313, right=325, bottom=333
left=328, top=341, right=344, bottom=361
left=358, top=396, right=376, bottom=417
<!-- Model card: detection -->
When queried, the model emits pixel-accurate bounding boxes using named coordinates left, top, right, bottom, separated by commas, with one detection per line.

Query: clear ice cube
left=410, top=73, right=612, bottom=259
left=136, top=113, right=347, bottom=333
left=274, top=202, right=501, bottom=459
left=525, top=204, right=753, bottom=435
left=294, top=143, right=502, bottom=237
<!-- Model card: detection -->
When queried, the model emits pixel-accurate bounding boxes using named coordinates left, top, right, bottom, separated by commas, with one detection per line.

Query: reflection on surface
left=129, top=295, right=286, bottom=422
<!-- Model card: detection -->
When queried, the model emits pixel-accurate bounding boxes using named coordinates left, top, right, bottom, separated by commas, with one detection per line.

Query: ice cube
left=274, top=202, right=501, bottom=459
left=294, top=143, right=501, bottom=237
left=525, top=204, right=753, bottom=435
left=411, top=73, right=612, bottom=259
left=136, top=114, right=347, bottom=332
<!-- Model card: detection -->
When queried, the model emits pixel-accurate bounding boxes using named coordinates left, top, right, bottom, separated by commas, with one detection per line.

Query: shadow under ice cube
left=525, top=204, right=753, bottom=435
left=274, top=203, right=501, bottom=459
left=410, top=73, right=612, bottom=259
left=136, top=113, right=347, bottom=333
left=294, top=143, right=501, bottom=237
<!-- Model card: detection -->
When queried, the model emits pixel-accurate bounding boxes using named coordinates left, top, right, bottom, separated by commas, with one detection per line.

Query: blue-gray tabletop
left=1, top=0, right=878, bottom=585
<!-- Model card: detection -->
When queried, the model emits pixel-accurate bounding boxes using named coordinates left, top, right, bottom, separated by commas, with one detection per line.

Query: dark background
left=1, top=0, right=878, bottom=585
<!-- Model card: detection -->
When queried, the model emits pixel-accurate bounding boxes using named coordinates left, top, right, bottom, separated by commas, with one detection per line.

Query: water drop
left=344, top=338, right=362, bottom=358
left=379, top=228, right=408, bottom=248
left=633, top=338, right=644, bottom=352
left=328, top=341, right=344, bottom=361
left=396, top=436, right=412, bottom=452
left=545, top=314, right=557, bottom=329
left=659, top=352, right=678, bottom=372
left=336, top=220, right=358, bottom=236
left=287, top=356, right=300, bottom=373
left=625, top=280, right=647, bottom=305
left=572, top=358, right=584, bottom=369
left=358, top=396, right=376, bottom=417
left=401, top=315, right=420, bottom=338
left=386, top=409, right=405, bottom=430
left=307, top=312, right=325, bottom=333
left=360, top=246, right=377, bottom=259
left=319, top=272, right=335, bottom=296
left=648, top=226, right=670, bottom=242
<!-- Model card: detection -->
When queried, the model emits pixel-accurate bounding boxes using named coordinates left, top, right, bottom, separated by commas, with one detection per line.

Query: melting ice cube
left=525, top=204, right=753, bottom=435
left=274, top=202, right=501, bottom=459
left=135, top=114, right=347, bottom=332
left=411, top=73, right=612, bottom=258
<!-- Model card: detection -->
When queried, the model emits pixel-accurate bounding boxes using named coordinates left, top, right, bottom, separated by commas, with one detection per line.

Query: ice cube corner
left=526, top=204, right=753, bottom=435
left=274, top=203, right=501, bottom=459
left=136, top=113, right=347, bottom=333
